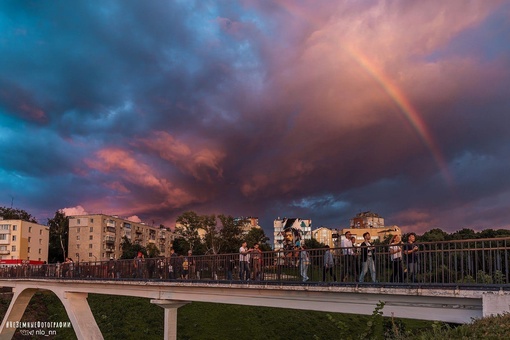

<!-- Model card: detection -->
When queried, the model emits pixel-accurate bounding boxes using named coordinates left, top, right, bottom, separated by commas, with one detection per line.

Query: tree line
left=2, top=206, right=510, bottom=262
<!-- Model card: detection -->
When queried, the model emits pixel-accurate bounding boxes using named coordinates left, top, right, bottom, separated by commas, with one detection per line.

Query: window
left=12, top=235, right=16, bottom=241
left=11, top=246, right=16, bottom=252
left=12, top=225, right=17, bottom=231
left=76, top=235, right=80, bottom=240
left=28, top=247, right=31, bottom=253
left=90, top=218, right=94, bottom=223
left=38, top=249, right=42, bottom=254
left=77, top=219, right=81, bottom=225
left=90, top=227, right=93, bottom=232
left=0, top=234, right=6, bottom=241
left=76, top=244, right=80, bottom=249
left=28, top=227, right=32, bottom=233
left=28, top=237, right=31, bottom=242
left=89, top=235, right=93, bottom=240
left=88, top=252, right=93, bottom=258
left=0, top=225, right=9, bottom=230
left=89, top=244, right=93, bottom=249
left=39, top=229, right=42, bottom=235
left=77, top=227, right=80, bottom=233
left=0, top=246, right=6, bottom=251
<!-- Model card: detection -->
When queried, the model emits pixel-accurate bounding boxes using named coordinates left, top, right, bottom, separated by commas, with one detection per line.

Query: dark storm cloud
left=1, top=1, right=510, bottom=239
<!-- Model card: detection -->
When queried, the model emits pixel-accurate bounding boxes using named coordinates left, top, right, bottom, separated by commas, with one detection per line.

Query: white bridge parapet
left=0, top=279, right=508, bottom=339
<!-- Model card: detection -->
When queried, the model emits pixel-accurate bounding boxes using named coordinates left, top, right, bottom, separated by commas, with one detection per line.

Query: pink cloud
left=61, top=205, right=88, bottom=216
left=85, top=147, right=198, bottom=209
left=137, top=131, right=225, bottom=181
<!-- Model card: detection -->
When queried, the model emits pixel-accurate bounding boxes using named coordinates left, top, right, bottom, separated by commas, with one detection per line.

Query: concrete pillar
left=0, top=288, right=37, bottom=339
left=151, top=299, right=190, bottom=340
left=482, top=291, right=510, bottom=318
left=58, top=292, right=104, bottom=340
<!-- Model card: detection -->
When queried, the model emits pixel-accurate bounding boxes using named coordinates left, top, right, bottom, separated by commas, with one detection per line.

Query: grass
left=2, top=292, right=508, bottom=339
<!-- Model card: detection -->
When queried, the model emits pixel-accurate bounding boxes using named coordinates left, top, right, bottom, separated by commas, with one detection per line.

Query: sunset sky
left=1, top=1, right=510, bottom=237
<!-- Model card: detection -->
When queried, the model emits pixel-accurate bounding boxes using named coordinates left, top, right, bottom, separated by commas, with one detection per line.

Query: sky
left=1, top=0, right=510, bottom=238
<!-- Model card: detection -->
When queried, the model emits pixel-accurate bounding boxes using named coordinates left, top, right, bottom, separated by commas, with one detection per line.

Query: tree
left=218, top=214, right=243, bottom=254
left=120, top=236, right=147, bottom=259
left=245, top=227, right=271, bottom=251
left=419, top=228, right=449, bottom=242
left=47, top=210, right=69, bottom=263
left=175, top=211, right=202, bottom=252
left=0, top=206, right=37, bottom=223
left=146, top=243, right=161, bottom=258
left=202, top=214, right=220, bottom=255
left=304, top=238, right=326, bottom=249
left=451, top=228, right=477, bottom=240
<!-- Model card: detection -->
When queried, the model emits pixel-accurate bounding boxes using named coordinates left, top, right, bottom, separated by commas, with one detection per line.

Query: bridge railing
left=1, top=237, right=510, bottom=285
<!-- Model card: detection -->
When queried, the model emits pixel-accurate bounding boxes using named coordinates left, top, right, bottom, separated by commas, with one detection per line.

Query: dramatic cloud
left=1, top=1, right=510, bottom=239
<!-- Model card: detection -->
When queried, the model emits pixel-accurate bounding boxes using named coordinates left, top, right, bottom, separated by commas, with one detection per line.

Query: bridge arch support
left=0, top=285, right=103, bottom=340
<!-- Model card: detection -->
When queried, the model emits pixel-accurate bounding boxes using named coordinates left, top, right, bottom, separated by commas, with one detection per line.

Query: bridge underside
left=0, top=279, right=508, bottom=339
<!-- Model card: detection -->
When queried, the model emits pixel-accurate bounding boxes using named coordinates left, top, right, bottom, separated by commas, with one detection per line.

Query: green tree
left=0, top=206, right=37, bottom=223
left=245, top=227, right=271, bottom=251
left=175, top=211, right=202, bottom=252
left=146, top=243, right=161, bottom=258
left=47, top=210, right=69, bottom=263
left=218, top=214, right=243, bottom=254
left=304, top=238, right=326, bottom=249
left=451, top=228, right=477, bottom=240
left=202, top=214, right=220, bottom=254
left=419, top=228, right=449, bottom=242
left=120, top=236, right=147, bottom=259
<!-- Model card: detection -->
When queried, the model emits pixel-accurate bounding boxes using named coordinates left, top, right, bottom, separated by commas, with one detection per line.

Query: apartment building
left=68, top=214, right=174, bottom=261
left=311, top=227, right=335, bottom=247
left=235, top=216, right=262, bottom=235
left=0, top=218, right=49, bottom=265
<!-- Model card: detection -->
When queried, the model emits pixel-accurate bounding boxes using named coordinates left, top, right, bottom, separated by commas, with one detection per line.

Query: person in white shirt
left=389, top=235, right=404, bottom=282
left=340, top=231, right=356, bottom=281
left=239, top=242, right=251, bottom=281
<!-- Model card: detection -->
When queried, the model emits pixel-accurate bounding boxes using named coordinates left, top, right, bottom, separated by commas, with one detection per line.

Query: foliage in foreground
left=1, top=293, right=510, bottom=339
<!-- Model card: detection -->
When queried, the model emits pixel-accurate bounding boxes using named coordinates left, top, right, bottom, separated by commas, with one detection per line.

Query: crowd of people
left=0, top=233, right=422, bottom=283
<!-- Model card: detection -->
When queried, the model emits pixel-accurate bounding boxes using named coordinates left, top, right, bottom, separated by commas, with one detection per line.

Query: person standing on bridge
left=389, top=235, right=404, bottom=282
left=358, top=232, right=376, bottom=283
left=239, top=241, right=251, bottom=281
left=340, top=231, right=356, bottom=282
left=300, top=245, right=310, bottom=282
left=404, top=233, right=419, bottom=283
left=322, top=245, right=337, bottom=282
left=133, top=251, right=144, bottom=279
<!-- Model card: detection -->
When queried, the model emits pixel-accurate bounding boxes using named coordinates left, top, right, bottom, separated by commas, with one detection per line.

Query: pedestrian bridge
left=0, top=237, right=509, bottom=339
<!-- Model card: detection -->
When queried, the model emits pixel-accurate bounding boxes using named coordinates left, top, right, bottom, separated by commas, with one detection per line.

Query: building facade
left=68, top=214, right=174, bottom=262
left=311, top=227, right=335, bottom=247
left=0, top=219, right=49, bottom=265
left=337, top=211, right=401, bottom=246
left=273, top=217, right=312, bottom=251
left=235, top=216, right=262, bottom=235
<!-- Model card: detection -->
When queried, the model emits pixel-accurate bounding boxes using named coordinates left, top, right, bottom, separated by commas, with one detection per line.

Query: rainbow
left=343, top=45, right=454, bottom=187
left=273, top=0, right=453, bottom=186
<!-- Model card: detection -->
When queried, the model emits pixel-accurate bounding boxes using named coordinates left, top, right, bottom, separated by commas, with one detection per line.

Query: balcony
left=106, top=227, right=116, bottom=234
left=0, top=250, right=10, bottom=255
left=105, top=236, right=115, bottom=244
